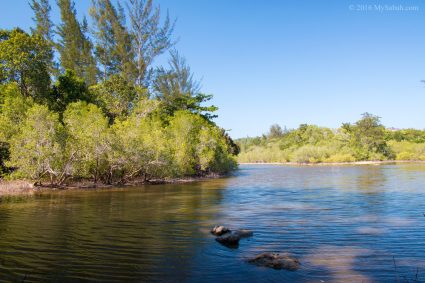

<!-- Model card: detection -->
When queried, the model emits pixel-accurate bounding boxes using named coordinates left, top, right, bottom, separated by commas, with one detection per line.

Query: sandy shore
left=238, top=160, right=425, bottom=166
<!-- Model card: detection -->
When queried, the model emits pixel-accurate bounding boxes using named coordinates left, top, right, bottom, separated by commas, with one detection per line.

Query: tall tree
left=0, top=28, right=51, bottom=99
left=29, top=0, right=53, bottom=41
left=268, top=124, right=284, bottom=139
left=153, top=50, right=217, bottom=121
left=90, top=74, right=145, bottom=121
left=29, top=0, right=57, bottom=77
left=343, top=113, right=394, bottom=159
left=127, top=0, right=175, bottom=86
left=49, top=70, right=93, bottom=114
left=56, top=0, right=97, bottom=85
left=90, top=0, right=134, bottom=81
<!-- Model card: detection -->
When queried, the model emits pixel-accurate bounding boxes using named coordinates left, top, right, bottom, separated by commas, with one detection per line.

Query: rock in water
left=247, top=253, right=300, bottom=271
left=211, top=225, right=230, bottom=236
left=234, top=229, right=253, bottom=238
left=215, top=233, right=241, bottom=247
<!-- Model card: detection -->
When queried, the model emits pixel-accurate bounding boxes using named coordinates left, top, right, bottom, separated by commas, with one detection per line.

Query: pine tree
left=56, top=0, right=97, bottom=85
left=29, top=0, right=56, bottom=77
left=29, top=0, right=53, bottom=41
left=127, top=0, right=175, bottom=86
left=81, top=17, right=98, bottom=84
left=90, top=0, right=134, bottom=81
left=153, top=50, right=218, bottom=121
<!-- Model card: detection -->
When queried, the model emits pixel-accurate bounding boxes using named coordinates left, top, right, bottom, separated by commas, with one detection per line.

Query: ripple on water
left=1, top=164, right=425, bottom=282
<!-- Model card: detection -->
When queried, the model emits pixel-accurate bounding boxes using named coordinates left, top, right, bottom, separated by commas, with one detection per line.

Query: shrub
left=324, top=153, right=356, bottom=163
left=8, top=104, right=63, bottom=183
left=290, top=145, right=331, bottom=163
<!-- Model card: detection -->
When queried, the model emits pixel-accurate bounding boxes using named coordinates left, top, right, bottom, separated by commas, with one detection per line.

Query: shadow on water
left=0, top=180, right=229, bottom=282
left=1, top=164, right=425, bottom=282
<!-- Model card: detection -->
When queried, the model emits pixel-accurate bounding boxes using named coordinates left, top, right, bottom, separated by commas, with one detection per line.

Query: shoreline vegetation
left=2, top=160, right=425, bottom=196
left=0, top=173, right=226, bottom=197
left=239, top=160, right=425, bottom=166
left=237, top=113, right=425, bottom=165
left=0, top=0, right=240, bottom=192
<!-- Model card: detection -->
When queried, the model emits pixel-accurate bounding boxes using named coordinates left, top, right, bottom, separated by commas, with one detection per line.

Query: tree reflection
left=0, top=179, right=229, bottom=281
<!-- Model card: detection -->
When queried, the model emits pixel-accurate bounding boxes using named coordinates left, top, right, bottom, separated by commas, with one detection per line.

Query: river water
left=1, top=164, right=425, bottom=282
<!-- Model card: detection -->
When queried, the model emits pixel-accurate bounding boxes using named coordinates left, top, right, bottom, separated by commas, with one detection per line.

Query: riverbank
left=0, top=174, right=224, bottom=197
left=0, top=180, right=35, bottom=196
left=239, top=160, right=425, bottom=166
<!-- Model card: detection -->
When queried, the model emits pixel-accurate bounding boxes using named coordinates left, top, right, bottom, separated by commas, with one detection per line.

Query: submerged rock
left=211, top=226, right=253, bottom=248
left=247, top=253, right=300, bottom=271
left=234, top=229, right=253, bottom=238
left=215, top=233, right=240, bottom=247
left=211, top=225, right=230, bottom=236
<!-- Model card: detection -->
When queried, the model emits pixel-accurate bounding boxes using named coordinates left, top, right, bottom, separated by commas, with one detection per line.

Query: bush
left=63, top=102, right=110, bottom=183
left=389, top=141, right=425, bottom=161
left=290, top=145, right=331, bottom=163
left=324, top=153, right=356, bottom=163
left=168, top=111, right=236, bottom=176
left=8, top=104, right=63, bottom=183
left=396, top=152, right=415, bottom=161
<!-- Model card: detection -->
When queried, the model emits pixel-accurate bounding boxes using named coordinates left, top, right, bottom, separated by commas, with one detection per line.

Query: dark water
left=1, top=164, right=425, bottom=282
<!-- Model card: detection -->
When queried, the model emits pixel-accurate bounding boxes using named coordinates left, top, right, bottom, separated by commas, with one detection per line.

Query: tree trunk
left=94, top=158, right=99, bottom=186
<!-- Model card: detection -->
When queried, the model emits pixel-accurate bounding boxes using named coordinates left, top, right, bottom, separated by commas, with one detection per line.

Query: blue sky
left=1, top=0, right=424, bottom=138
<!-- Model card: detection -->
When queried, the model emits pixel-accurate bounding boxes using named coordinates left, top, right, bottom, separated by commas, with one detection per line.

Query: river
left=1, top=164, right=425, bottom=282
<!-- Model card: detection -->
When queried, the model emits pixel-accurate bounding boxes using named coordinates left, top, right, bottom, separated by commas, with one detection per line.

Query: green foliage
left=324, top=153, right=356, bottom=163
left=222, top=131, right=241, bottom=156
left=0, top=0, right=237, bottom=185
left=90, top=0, right=135, bottom=82
left=29, top=0, right=56, bottom=77
left=343, top=113, right=394, bottom=160
left=8, top=104, right=63, bottom=183
left=167, top=111, right=206, bottom=176
left=110, top=105, right=172, bottom=182
left=387, top=129, right=425, bottom=143
left=268, top=124, right=284, bottom=139
left=0, top=83, right=34, bottom=141
left=56, top=0, right=97, bottom=85
left=196, top=126, right=237, bottom=174
left=237, top=142, right=290, bottom=163
left=0, top=28, right=51, bottom=100
left=0, top=84, right=30, bottom=176
left=49, top=70, right=93, bottom=114
left=0, top=142, right=10, bottom=177
left=388, top=140, right=425, bottom=161
left=90, top=74, right=146, bottom=121
left=168, top=111, right=236, bottom=176
left=237, top=114, right=421, bottom=164
left=127, top=0, right=175, bottom=85
left=153, top=51, right=218, bottom=121
left=30, top=0, right=53, bottom=41
left=63, top=102, right=109, bottom=183
left=291, top=145, right=332, bottom=163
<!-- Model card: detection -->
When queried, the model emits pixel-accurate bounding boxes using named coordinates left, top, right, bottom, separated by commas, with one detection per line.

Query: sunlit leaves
left=8, top=104, right=63, bottom=182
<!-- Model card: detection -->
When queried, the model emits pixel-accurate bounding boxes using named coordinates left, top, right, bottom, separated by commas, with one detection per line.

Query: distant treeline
left=237, top=113, right=425, bottom=163
left=0, top=0, right=238, bottom=185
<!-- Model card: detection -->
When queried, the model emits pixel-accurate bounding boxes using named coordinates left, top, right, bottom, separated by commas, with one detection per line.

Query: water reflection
left=1, top=164, right=425, bottom=282
left=305, top=245, right=375, bottom=283
left=0, top=180, right=229, bottom=282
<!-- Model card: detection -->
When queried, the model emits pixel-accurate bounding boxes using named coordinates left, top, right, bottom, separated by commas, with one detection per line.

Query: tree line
left=238, top=113, right=425, bottom=163
left=0, top=0, right=239, bottom=185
